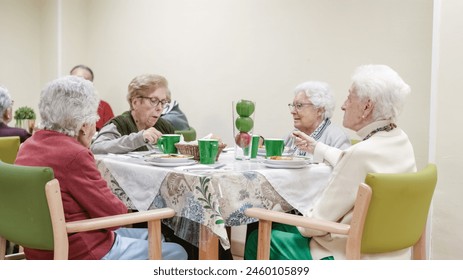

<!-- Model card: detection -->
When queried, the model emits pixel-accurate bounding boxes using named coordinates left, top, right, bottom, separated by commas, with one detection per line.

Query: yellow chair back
left=360, top=164, right=437, bottom=253
left=0, top=136, right=20, bottom=164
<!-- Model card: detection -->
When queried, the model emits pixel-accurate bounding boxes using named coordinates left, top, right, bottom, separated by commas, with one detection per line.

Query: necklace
left=363, top=123, right=397, bottom=141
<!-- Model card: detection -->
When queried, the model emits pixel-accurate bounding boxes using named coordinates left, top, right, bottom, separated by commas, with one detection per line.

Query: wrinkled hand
left=143, top=127, right=163, bottom=144
left=292, top=131, right=317, bottom=154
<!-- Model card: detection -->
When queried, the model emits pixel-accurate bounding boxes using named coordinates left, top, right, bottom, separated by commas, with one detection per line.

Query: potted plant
left=14, top=106, right=36, bottom=133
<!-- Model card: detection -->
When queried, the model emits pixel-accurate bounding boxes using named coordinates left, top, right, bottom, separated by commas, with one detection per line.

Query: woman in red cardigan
left=15, top=75, right=187, bottom=260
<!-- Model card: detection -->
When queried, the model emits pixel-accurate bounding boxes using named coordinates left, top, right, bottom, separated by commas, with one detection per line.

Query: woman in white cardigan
left=245, top=64, right=416, bottom=260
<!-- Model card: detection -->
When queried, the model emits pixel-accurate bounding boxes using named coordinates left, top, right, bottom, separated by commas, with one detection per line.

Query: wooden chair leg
left=256, top=220, right=272, bottom=260
left=148, top=220, right=162, bottom=260
left=198, top=224, right=219, bottom=260
left=0, top=236, right=6, bottom=260
left=412, top=229, right=427, bottom=260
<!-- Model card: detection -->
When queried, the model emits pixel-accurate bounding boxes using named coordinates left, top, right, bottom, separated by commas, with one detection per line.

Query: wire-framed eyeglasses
left=137, top=96, right=169, bottom=108
left=288, top=103, right=314, bottom=111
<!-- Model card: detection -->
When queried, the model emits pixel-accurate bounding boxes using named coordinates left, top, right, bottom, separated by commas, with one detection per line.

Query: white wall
left=2, top=0, right=461, bottom=259
left=80, top=1, right=432, bottom=171
left=0, top=0, right=42, bottom=114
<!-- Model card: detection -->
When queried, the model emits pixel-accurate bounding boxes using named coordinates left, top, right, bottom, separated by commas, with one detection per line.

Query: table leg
left=198, top=224, right=219, bottom=260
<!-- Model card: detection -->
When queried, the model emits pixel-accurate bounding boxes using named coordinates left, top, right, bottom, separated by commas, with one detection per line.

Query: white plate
left=144, top=154, right=194, bottom=163
left=128, top=150, right=160, bottom=156
left=145, top=160, right=197, bottom=167
left=263, top=162, right=309, bottom=169
left=264, top=157, right=310, bottom=166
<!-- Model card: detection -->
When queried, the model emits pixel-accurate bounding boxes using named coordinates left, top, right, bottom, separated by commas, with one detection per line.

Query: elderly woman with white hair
left=15, top=76, right=187, bottom=260
left=285, top=81, right=350, bottom=157
left=245, top=64, right=416, bottom=260
left=0, top=85, right=31, bottom=142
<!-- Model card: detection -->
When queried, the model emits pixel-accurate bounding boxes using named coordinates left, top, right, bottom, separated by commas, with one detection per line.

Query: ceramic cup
left=264, top=138, right=285, bottom=157
left=198, top=139, right=219, bottom=164
left=157, top=134, right=181, bottom=154
left=250, top=135, right=261, bottom=159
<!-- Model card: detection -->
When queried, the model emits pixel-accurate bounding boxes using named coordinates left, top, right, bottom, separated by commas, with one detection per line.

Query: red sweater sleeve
left=63, top=149, right=127, bottom=226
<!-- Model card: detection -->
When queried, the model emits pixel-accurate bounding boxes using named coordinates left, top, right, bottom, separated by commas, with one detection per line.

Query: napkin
left=100, top=156, right=170, bottom=211
left=255, top=163, right=332, bottom=214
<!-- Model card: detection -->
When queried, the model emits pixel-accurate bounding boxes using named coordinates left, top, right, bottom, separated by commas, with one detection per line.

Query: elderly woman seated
left=15, top=75, right=187, bottom=260
left=285, top=81, right=351, bottom=156
left=0, top=85, right=31, bottom=143
left=245, top=64, right=416, bottom=260
left=91, top=74, right=176, bottom=154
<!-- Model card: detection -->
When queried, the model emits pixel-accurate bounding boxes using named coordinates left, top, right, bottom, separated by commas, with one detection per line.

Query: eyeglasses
left=137, top=96, right=169, bottom=108
left=288, top=103, right=314, bottom=111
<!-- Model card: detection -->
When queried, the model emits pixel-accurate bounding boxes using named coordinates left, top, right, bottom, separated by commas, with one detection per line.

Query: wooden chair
left=0, top=162, right=175, bottom=260
left=0, top=136, right=20, bottom=164
left=245, top=164, right=438, bottom=260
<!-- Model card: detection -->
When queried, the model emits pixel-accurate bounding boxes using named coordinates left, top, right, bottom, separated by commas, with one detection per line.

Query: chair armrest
left=66, top=208, right=175, bottom=234
left=245, top=208, right=350, bottom=235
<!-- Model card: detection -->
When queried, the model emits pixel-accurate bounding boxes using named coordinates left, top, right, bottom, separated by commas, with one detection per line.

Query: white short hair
left=294, top=81, right=335, bottom=119
left=352, top=64, right=410, bottom=121
left=38, top=76, right=100, bottom=136
left=0, top=85, right=13, bottom=118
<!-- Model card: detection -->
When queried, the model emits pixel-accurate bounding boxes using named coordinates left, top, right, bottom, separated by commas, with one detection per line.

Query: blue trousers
left=102, top=228, right=187, bottom=260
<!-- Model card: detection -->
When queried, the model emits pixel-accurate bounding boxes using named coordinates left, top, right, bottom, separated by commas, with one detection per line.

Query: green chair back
left=175, top=126, right=197, bottom=142
left=0, top=162, right=56, bottom=250
left=361, top=164, right=437, bottom=253
left=0, top=136, right=20, bottom=164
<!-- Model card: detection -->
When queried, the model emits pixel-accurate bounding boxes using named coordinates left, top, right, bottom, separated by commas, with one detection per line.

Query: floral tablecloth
left=95, top=153, right=331, bottom=249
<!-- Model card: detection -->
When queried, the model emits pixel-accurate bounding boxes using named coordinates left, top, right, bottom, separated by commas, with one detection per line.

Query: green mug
left=157, top=134, right=181, bottom=154
left=264, top=138, right=285, bottom=157
left=198, top=139, right=219, bottom=164
left=250, top=135, right=260, bottom=159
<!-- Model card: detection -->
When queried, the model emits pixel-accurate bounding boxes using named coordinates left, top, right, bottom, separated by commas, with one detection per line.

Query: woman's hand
left=292, top=131, right=317, bottom=154
left=143, top=127, right=163, bottom=144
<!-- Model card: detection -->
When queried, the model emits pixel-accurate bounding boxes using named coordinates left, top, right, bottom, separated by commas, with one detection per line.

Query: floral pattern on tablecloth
left=97, top=160, right=293, bottom=249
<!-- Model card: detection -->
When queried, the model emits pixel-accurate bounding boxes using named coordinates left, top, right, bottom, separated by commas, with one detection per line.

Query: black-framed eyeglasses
left=137, top=96, right=169, bottom=108
left=288, top=103, right=314, bottom=111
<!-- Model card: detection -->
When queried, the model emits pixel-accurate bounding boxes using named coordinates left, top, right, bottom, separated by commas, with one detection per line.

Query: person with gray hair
left=284, top=80, right=350, bottom=157
left=15, top=76, right=187, bottom=260
left=0, top=85, right=31, bottom=142
left=91, top=73, right=176, bottom=154
left=245, top=64, right=416, bottom=260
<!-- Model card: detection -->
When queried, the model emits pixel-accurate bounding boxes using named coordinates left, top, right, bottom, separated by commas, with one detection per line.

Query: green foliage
left=195, top=176, right=224, bottom=225
left=14, top=106, right=36, bottom=120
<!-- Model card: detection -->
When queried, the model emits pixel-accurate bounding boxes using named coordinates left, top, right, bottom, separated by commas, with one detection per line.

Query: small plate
left=263, top=162, right=308, bottom=169
left=145, top=154, right=194, bottom=163
left=264, top=156, right=310, bottom=166
left=145, top=160, right=197, bottom=167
